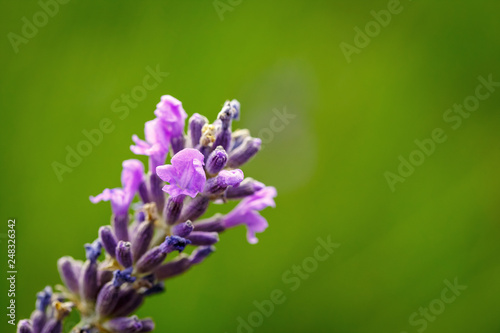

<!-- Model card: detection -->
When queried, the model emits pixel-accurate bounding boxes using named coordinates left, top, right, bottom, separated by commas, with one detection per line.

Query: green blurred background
left=1, top=0, right=500, bottom=332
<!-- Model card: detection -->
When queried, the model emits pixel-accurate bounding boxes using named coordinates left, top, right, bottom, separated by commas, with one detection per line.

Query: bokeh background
left=1, top=1, right=500, bottom=332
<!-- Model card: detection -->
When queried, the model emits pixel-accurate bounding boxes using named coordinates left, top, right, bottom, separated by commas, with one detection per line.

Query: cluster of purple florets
left=17, top=95, right=277, bottom=333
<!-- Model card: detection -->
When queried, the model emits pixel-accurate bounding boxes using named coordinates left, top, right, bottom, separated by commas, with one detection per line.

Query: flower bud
left=116, top=241, right=133, bottom=268
left=180, top=195, right=210, bottom=222
left=112, top=290, right=144, bottom=318
left=193, top=215, right=225, bottom=232
left=205, top=146, right=228, bottom=175
left=190, top=246, right=215, bottom=264
left=204, top=169, right=244, bottom=196
left=154, top=256, right=191, bottom=280
left=139, top=319, right=155, bottom=332
left=79, top=260, right=98, bottom=302
left=230, top=129, right=250, bottom=151
left=163, top=194, right=185, bottom=225
left=135, top=236, right=190, bottom=274
left=171, top=221, right=194, bottom=237
left=171, top=134, right=186, bottom=155
left=17, top=319, right=33, bottom=333
left=131, top=220, right=155, bottom=263
left=30, top=310, right=45, bottom=333
left=57, top=257, right=80, bottom=294
left=96, top=282, right=120, bottom=318
left=99, top=226, right=118, bottom=257
left=224, top=178, right=265, bottom=199
left=230, top=99, right=240, bottom=121
left=228, top=137, right=261, bottom=168
left=103, top=316, right=143, bottom=333
left=113, top=214, right=130, bottom=242
left=186, top=232, right=219, bottom=246
left=188, top=113, right=208, bottom=147
left=98, top=269, right=114, bottom=289
left=40, top=319, right=61, bottom=333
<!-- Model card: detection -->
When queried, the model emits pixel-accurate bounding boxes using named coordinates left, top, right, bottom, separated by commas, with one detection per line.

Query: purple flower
left=154, top=95, right=187, bottom=137
left=156, top=148, right=206, bottom=198
left=222, top=186, right=277, bottom=244
left=90, top=160, right=144, bottom=216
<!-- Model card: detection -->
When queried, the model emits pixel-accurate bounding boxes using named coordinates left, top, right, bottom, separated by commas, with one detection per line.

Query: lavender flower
left=90, top=160, right=144, bottom=241
left=18, top=95, right=276, bottom=332
left=90, top=160, right=144, bottom=216
left=223, top=186, right=277, bottom=244
left=156, top=148, right=206, bottom=198
left=154, top=95, right=187, bottom=154
left=130, top=119, right=170, bottom=170
left=154, top=95, right=187, bottom=136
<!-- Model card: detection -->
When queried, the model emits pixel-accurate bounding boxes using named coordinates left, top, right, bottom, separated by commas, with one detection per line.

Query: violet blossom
left=156, top=148, right=206, bottom=198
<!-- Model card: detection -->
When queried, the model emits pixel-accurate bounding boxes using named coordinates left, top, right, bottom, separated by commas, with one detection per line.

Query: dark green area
left=1, top=0, right=499, bottom=332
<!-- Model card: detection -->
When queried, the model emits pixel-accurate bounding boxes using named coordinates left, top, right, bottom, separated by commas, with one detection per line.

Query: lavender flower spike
left=223, top=186, right=277, bottom=244
left=156, top=148, right=206, bottom=198
left=17, top=96, right=277, bottom=333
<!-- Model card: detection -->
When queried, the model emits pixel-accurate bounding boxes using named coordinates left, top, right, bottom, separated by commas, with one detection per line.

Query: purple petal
left=121, top=159, right=144, bottom=200
left=89, top=188, right=128, bottom=216
left=130, top=135, right=151, bottom=155
left=222, top=186, right=276, bottom=244
left=154, top=95, right=187, bottom=137
left=131, top=119, right=170, bottom=168
left=156, top=148, right=206, bottom=198
left=240, top=186, right=277, bottom=211
left=144, top=118, right=170, bottom=150
left=218, top=169, right=244, bottom=187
